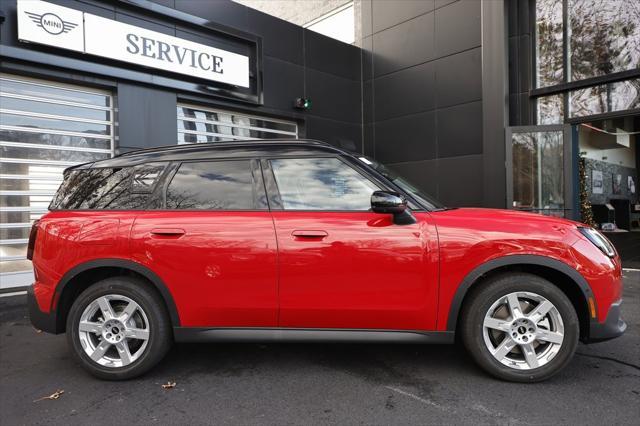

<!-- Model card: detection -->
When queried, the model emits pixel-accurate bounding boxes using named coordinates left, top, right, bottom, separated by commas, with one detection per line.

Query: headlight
left=578, top=227, right=616, bottom=258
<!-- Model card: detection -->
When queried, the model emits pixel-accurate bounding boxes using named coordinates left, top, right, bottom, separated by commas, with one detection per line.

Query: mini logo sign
left=17, top=0, right=250, bottom=87
left=24, top=11, right=78, bottom=35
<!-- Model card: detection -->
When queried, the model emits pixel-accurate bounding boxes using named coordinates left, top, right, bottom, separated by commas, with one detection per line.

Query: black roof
left=71, top=139, right=351, bottom=169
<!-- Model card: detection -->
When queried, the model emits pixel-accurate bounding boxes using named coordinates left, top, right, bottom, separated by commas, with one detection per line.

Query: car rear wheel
left=461, top=273, right=579, bottom=382
left=67, top=277, right=172, bottom=380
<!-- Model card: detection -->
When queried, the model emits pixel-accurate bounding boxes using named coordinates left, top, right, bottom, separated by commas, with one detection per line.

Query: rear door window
left=165, top=160, right=267, bottom=210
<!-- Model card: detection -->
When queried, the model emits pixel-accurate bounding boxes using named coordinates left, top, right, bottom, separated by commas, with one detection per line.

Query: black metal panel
left=375, top=111, right=436, bottom=163
left=173, top=0, right=249, bottom=32
left=372, top=11, right=435, bottom=77
left=305, top=116, right=362, bottom=153
left=437, top=154, right=484, bottom=206
left=304, top=29, right=361, bottom=80
left=114, top=9, right=175, bottom=35
left=361, top=36, right=373, bottom=81
left=261, top=56, right=304, bottom=111
left=363, top=123, right=374, bottom=157
left=374, top=61, right=435, bottom=121
left=435, top=47, right=481, bottom=109
left=371, top=0, right=435, bottom=34
left=247, top=8, right=303, bottom=65
left=387, top=159, right=439, bottom=198
left=117, top=83, right=178, bottom=150
left=437, top=101, right=483, bottom=158
left=434, top=0, right=481, bottom=58
left=363, top=79, right=373, bottom=124
left=305, top=69, right=361, bottom=123
left=518, top=33, right=532, bottom=95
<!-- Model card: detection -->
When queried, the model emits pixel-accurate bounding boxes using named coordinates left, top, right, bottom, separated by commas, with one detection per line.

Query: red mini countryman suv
left=27, top=140, right=626, bottom=382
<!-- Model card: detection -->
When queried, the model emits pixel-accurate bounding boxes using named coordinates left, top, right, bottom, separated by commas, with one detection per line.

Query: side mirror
left=371, top=190, right=407, bottom=214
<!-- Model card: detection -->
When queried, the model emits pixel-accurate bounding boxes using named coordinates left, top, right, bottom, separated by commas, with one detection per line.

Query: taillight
left=26, top=220, right=40, bottom=261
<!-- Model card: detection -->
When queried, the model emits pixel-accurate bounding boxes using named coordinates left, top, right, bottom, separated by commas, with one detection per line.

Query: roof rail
left=117, top=138, right=331, bottom=158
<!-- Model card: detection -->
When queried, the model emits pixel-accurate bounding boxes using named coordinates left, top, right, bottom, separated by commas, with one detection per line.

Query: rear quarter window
left=50, top=163, right=166, bottom=210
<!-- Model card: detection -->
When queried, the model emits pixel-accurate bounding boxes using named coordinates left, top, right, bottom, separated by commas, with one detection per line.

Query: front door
left=130, top=159, right=278, bottom=328
left=264, top=156, right=438, bottom=331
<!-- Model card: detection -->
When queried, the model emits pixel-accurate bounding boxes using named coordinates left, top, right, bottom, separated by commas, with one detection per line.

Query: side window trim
left=263, top=155, right=386, bottom=212
left=260, top=158, right=283, bottom=211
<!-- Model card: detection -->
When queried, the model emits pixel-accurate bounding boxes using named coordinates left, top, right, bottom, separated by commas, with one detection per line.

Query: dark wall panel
left=305, top=30, right=361, bottom=80
left=372, top=11, right=435, bottom=77
left=435, top=47, right=482, bottom=109
left=434, top=0, right=481, bottom=57
left=374, top=61, right=435, bottom=121
left=362, top=0, right=486, bottom=207
left=436, top=154, right=484, bottom=206
left=305, top=69, right=361, bottom=123
left=261, top=56, right=304, bottom=111
left=174, top=0, right=249, bottom=32
left=437, top=101, right=483, bottom=158
left=371, top=0, right=435, bottom=34
left=388, top=159, right=439, bottom=198
left=247, top=9, right=303, bottom=65
left=306, top=116, right=362, bottom=152
left=375, top=111, right=436, bottom=163
left=117, top=83, right=177, bottom=150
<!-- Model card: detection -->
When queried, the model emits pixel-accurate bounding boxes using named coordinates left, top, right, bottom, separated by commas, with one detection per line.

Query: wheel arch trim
left=53, top=258, right=181, bottom=328
left=446, top=254, right=593, bottom=331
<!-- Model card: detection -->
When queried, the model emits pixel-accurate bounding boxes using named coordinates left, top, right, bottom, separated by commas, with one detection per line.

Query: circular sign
left=39, top=13, right=65, bottom=35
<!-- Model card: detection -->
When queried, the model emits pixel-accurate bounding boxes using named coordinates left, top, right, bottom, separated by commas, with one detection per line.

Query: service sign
left=17, top=0, right=251, bottom=88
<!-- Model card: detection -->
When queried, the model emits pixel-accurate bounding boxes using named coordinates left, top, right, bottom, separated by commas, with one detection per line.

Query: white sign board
left=17, top=0, right=250, bottom=88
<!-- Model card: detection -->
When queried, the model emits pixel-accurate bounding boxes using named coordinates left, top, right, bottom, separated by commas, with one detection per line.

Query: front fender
left=444, top=254, right=594, bottom=331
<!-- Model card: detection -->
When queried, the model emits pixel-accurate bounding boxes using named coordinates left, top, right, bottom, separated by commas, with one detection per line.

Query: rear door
left=130, top=159, right=278, bottom=328
left=264, top=156, right=438, bottom=331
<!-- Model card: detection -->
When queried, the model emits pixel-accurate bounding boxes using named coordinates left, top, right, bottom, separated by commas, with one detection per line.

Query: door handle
left=151, top=228, right=186, bottom=237
left=291, top=230, right=328, bottom=239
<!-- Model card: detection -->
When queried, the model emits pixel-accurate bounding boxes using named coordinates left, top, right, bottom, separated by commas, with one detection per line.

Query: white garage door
left=0, top=74, right=115, bottom=290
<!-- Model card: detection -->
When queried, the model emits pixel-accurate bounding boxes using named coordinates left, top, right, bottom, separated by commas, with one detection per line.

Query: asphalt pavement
left=1, top=271, right=638, bottom=425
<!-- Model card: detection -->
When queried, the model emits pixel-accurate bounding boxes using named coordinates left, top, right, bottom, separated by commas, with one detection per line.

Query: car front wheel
left=67, top=277, right=172, bottom=380
left=461, top=273, right=579, bottom=382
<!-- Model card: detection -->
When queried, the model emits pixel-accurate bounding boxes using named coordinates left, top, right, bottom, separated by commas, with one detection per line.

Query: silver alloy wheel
left=482, top=291, right=564, bottom=370
left=78, top=294, right=150, bottom=368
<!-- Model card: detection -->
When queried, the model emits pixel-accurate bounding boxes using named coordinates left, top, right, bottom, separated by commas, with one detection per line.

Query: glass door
left=506, top=125, right=577, bottom=219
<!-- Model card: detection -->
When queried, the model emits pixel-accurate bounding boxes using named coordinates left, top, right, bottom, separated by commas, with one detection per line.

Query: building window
left=304, top=2, right=354, bottom=45
left=535, top=0, right=564, bottom=88
left=0, top=74, right=114, bottom=286
left=535, top=0, right=640, bottom=88
left=536, top=94, right=565, bottom=124
left=568, top=0, right=640, bottom=82
left=177, top=104, right=298, bottom=144
left=569, top=78, right=640, bottom=118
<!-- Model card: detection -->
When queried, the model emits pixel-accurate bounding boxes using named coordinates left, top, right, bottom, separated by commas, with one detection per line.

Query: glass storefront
left=0, top=74, right=114, bottom=287
left=536, top=0, right=640, bottom=88
left=511, top=129, right=566, bottom=217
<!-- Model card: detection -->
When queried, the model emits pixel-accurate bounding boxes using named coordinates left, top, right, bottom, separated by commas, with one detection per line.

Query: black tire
left=460, top=273, right=579, bottom=382
left=66, top=276, right=173, bottom=380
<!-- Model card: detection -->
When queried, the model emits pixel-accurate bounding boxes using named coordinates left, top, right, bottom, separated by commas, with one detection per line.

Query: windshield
left=357, top=156, right=446, bottom=211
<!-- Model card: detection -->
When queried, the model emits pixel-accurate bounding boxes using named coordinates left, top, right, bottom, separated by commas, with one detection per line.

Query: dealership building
left=1, top=0, right=638, bottom=290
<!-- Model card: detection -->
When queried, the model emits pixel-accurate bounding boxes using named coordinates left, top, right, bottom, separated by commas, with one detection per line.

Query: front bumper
left=27, top=285, right=57, bottom=334
left=587, top=300, right=626, bottom=343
